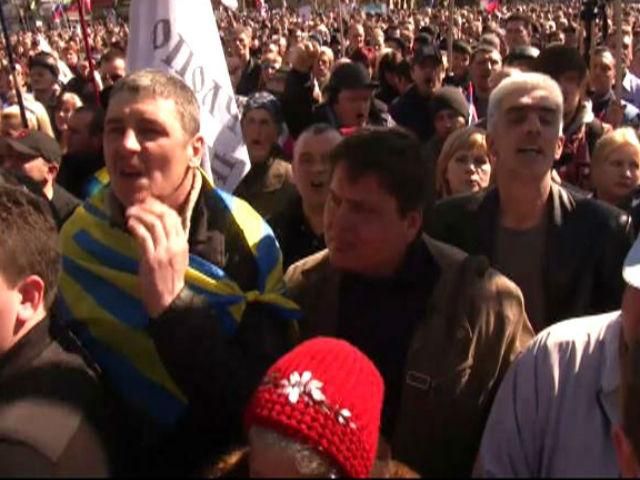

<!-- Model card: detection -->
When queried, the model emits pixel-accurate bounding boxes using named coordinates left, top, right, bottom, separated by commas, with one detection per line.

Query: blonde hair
left=436, top=126, right=488, bottom=197
left=592, top=127, right=640, bottom=168
left=57, top=91, right=83, bottom=110
left=1, top=105, right=39, bottom=133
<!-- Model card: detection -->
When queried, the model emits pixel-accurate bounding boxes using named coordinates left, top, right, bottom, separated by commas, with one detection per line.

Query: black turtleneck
left=336, top=238, right=440, bottom=439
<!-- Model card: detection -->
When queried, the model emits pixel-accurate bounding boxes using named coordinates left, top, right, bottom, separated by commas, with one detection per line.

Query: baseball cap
left=327, top=62, right=378, bottom=93
left=4, top=130, right=62, bottom=165
left=412, top=43, right=444, bottom=66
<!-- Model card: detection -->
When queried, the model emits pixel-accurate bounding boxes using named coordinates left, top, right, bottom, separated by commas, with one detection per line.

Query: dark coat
left=0, top=319, right=114, bottom=476
left=427, top=184, right=634, bottom=328
left=235, top=57, right=262, bottom=97
left=142, top=184, right=299, bottom=475
left=233, top=157, right=297, bottom=221
left=284, top=235, right=534, bottom=476
left=389, top=85, right=434, bottom=142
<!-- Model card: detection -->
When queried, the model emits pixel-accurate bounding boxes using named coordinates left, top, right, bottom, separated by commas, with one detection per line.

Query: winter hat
left=430, top=86, right=470, bottom=123
left=245, top=337, right=384, bottom=478
left=242, top=91, right=285, bottom=134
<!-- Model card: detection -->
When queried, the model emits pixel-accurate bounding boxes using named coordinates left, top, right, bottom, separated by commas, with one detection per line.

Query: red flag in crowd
left=481, top=0, right=500, bottom=13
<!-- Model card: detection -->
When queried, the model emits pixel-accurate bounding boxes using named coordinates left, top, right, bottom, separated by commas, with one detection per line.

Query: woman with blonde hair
left=436, top=126, right=492, bottom=198
left=591, top=127, right=640, bottom=216
left=55, top=92, right=83, bottom=151
left=0, top=105, right=39, bottom=137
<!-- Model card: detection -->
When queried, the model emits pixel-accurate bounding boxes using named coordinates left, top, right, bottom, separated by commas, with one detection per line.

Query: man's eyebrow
left=504, top=105, right=558, bottom=115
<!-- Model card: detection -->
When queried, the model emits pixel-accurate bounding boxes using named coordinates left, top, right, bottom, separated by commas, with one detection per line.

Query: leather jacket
left=428, top=183, right=634, bottom=329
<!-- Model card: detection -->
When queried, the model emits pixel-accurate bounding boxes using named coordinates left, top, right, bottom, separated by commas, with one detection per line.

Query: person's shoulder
left=0, top=338, right=105, bottom=469
left=562, top=184, right=631, bottom=230
left=284, top=248, right=331, bottom=290
left=432, top=188, right=490, bottom=217
left=527, top=311, right=620, bottom=362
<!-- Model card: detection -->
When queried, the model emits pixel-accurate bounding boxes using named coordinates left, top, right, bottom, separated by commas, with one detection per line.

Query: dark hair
left=0, top=185, right=60, bottom=309
left=506, top=13, right=532, bottom=31
left=396, top=60, right=412, bottom=83
left=74, top=104, right=106, bottom=137
left=535, top=44, right=588, bottom=82
left=328, top=128, right=426, bottom=215
left=99, top=48, right=125, bottom=66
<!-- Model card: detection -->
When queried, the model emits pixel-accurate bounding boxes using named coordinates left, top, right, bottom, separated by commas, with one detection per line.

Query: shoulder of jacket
left=0, top=397, right=84, bottom=464
left=565, top=187, right=631, bottom=230
left=284, top=249, right=331, bottom=289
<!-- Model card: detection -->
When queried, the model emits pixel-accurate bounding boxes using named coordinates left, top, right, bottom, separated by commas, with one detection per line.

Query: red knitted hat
left=245, top=337, right=384, bottom=478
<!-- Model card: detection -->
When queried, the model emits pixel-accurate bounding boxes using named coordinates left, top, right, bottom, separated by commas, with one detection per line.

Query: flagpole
left=448, top=0, right=454, bottom=76
left=613, top=0, right=623, bottom=100
left=0, top=0, right=28, bottom=128
left=77, top=0, right=101, bottom=106
left=337, top=0, right=345, bottom=58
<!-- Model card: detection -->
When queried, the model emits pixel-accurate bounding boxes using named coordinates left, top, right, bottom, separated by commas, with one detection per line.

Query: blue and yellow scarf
left=58, top=172, right=300, bottom=426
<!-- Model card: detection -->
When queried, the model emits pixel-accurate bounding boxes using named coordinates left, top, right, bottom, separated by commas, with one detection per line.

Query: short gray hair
left=109, top=69, right=200, bottom=137
left=487, top=71, right=563, bottom=135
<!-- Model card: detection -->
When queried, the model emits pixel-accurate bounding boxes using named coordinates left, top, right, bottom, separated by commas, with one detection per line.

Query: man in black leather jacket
left=428, top=72, right=634, bottom=332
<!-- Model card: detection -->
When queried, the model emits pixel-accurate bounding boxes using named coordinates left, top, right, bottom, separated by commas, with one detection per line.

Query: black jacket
left=143, top=186, right=299, bottom=475
left=236, top=57, right=262, bottom=97
left=389, top=85, right=434, bottom=142
left=0, top=319, right=114, bottom=476
left=51, top=184, right=80, bottom=229
left=57, top=151, right=105, bottom=200
left=427, top=184, right=634, bottom=328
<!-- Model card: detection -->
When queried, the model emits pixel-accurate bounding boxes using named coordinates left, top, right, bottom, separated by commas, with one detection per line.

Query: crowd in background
left=2, top=0, right=640, bottom=477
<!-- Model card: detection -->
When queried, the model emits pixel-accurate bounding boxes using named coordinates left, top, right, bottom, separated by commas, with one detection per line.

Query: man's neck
left=498, top=174, right=551, bottom=230
left=43, top=182, right=54, bottom=201
left=302, top=201, right=324, bottom=236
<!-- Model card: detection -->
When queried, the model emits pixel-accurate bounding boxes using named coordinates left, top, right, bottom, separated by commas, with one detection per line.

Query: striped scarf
left=58, top=171, right=300, bottom=426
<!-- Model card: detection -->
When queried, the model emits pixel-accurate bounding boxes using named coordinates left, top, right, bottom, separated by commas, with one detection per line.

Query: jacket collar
left=0, top=319, right=51, bottom=383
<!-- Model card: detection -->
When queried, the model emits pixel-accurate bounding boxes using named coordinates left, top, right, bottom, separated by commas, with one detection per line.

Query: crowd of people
left=3, top=0, right=640, bottom=476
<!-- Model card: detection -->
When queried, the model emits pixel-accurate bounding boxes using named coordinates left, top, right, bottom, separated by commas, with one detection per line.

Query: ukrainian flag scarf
left=58, top=171, right=300, bottom=426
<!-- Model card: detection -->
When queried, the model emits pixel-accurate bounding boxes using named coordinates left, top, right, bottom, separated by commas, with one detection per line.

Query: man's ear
left=47, top=162, right=59, bottom=182
left=188, top=134, right=206, bottom=168
left=14, top=275, right=46, bottom=336
left=404, top=209, right=423, bottom=239
left=554, top=134, right=565, bottom=161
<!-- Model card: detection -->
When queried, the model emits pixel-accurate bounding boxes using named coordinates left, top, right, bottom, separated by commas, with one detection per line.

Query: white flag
left=220, top=0, right=239, bottom=10
left=127, top=0, right=250, bottom=192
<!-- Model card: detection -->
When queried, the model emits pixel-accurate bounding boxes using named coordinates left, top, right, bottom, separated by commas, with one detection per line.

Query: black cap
left=327, top=62, right=378, bottom=93
left=430, top=86, right=470, bottom=123
left=4, top=130, right=62, bottom=165
left=453, top=40, right=473, bottom=56
left=412, top=44, right=444, bottom=66
left=28, top=52, right=59, bottom=79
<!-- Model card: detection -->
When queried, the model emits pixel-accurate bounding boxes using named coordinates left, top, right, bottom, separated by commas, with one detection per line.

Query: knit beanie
left=245, top=337, right=384, bottom=478
left=242, top=91, right=284, bottom=128
left=430, top=86, right=470, bottom=123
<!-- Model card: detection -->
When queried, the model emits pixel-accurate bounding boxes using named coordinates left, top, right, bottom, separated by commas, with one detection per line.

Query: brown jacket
left=284, top=235, right=534, bottom=477
left=234, top=157, right=297, bottom=220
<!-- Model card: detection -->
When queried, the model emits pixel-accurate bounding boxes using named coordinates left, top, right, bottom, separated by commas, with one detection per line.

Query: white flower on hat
left=280, top=370, right=326, bottom=404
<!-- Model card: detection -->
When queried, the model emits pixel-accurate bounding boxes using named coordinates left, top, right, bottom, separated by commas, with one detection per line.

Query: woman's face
left=446, top=140, right=491, bottom=196
left=55, top=97, right=79, bottom=133
left=593, top=143, right=640, bottom=205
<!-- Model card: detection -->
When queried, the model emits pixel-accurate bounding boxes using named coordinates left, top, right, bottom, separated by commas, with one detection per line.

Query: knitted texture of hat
left=430, top=86, right=470, bottom=122
left=245, top=337, right=384, bottom=478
